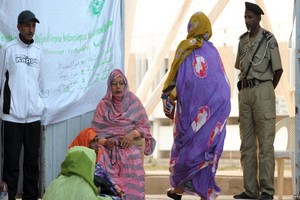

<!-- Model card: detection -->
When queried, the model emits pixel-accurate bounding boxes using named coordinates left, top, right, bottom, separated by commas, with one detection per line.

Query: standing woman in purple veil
left=161, top=12, right=231, bottom=200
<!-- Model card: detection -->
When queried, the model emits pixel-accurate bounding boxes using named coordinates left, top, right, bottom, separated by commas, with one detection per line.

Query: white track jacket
left=0, top=36, right=44, bottom=123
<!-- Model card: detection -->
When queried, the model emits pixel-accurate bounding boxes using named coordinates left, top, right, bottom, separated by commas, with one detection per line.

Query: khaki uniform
left=234, top=27, right=282, bottom=197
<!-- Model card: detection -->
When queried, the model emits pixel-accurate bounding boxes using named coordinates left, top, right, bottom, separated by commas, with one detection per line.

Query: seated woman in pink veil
left=91, top=69, right=156, bottom=200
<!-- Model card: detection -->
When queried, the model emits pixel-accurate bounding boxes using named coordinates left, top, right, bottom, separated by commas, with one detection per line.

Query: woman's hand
left=114, top=185, right=125, bottom=198
left=0, top=181, right=7, bottom=192
left=162, top=97, right=175, bottom=119
left=103, top=138, right=116, bottom=150
left=119, top=130, right=140, bottom=149
left=162, top=98, right=168, bottom=113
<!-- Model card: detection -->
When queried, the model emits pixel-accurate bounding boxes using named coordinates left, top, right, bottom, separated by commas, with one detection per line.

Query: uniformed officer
left=233, top=2, right=283, bottom=200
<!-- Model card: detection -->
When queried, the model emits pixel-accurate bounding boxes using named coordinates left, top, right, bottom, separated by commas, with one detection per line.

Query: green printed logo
left=89, top=0, right=105, bottom=16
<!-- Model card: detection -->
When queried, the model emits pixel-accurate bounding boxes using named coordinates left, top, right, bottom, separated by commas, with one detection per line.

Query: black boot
left=167, top=188, right=182, bottom=200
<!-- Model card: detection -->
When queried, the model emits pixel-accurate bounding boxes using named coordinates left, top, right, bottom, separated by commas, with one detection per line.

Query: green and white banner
left=0, top=0, right=124, bottom=125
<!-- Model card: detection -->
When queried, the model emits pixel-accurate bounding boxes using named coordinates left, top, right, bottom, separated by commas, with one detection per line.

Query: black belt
left=237, top=79, right=267, bottom=91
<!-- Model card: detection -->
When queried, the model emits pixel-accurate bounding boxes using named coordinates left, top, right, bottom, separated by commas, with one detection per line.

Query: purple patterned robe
left=169, top=40, right=231, bottom=200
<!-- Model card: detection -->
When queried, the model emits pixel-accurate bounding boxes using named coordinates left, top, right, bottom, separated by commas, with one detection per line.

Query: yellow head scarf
left=162, top=12, right=212, bottom=99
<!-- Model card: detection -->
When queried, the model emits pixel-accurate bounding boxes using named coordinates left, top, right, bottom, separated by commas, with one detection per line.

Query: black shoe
left=258, top=192, right=273, bottom=200
left=233, top=192, right=257, bottom=199
left=167, top=188, right=182, bottom=200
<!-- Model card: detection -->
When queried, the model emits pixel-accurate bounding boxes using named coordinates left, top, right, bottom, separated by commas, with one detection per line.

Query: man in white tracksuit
left=0, top=10, right=44, bottom=200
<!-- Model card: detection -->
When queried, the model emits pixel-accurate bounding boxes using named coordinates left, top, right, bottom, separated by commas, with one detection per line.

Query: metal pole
left=294, top=0, right=300, bottom=199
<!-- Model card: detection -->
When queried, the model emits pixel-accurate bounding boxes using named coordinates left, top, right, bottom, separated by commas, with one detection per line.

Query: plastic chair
left=274, top=116, right=295, bottom=200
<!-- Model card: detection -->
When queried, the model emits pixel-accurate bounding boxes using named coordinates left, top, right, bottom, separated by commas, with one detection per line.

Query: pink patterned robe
left=91, top=69, right=156, bottom=200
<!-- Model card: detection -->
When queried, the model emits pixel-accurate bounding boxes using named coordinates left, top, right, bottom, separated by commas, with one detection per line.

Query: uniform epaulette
left=263, top=30, right=273, bottom=41
left=239, top=31, right=248, bottom=40
left=263, top=30, right=277, bottom=48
